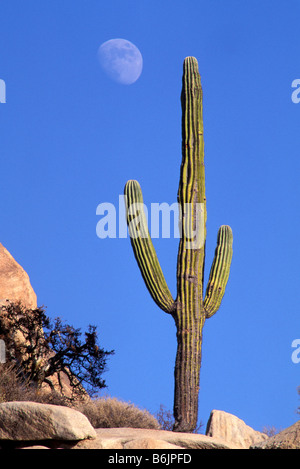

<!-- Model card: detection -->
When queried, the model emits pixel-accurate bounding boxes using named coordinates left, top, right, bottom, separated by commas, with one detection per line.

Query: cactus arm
left=204, top=225, right=233, bottom=318
left=124, top=179, right=176, bottom=315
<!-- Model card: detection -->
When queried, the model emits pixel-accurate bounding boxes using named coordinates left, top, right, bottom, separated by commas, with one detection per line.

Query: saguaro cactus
left=124, top=57, right=233, bottom=433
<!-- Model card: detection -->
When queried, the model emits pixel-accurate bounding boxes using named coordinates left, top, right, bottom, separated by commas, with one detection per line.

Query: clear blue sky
left=1, top=0, right=300, bottom=434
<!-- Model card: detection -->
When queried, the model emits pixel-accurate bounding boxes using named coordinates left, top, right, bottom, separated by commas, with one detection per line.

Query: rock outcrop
left=205, top=409, right=268, bottom=449
left=0, top=401, right=96, bottom=444
left=70, top=426, right=235, bottom=449
left=0, top=403, right=236, bottom=449
left=0, top=401, right=299, bottom=450
left=250, top=420, right=300, bottom=449
left=0, top=243, right=37, bottom=309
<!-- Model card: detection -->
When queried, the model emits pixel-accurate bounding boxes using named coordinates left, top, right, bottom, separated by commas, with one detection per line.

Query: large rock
left=68, top=427, right=236, bottom=449
left=0, top=401, right=96, bottom=442
left=251, top=420, right=300, bottom=449
left=122, top=438, right=183, bottom=450
left=205, top=410, right=268, bottom=449
left=0, top=243, right=37, bottom=309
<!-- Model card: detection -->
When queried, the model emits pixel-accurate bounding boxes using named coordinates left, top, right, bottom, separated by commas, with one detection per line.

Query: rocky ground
left=1, top=401, right=299, bottom=450
left=0, top=244, right=299, bottom=450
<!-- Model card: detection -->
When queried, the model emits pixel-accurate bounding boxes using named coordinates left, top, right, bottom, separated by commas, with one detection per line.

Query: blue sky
left=1, top=0, right=300, bottom=434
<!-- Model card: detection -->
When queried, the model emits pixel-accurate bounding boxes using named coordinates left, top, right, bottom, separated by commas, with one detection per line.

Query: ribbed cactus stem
left=176, top=57, right=206, bottom=316
left=172, top=57, right=206, bottom=432
left=123, top=56, right=233, bottom=433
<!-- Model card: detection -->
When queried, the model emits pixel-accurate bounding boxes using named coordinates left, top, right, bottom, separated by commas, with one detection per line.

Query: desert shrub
left=0, top=363, right=36, bottom=403
left=261, top=425, right=281, bottom=437
left=155, top=404, right=175, bottom=431
left=155, top=404, right=204, bottom=433
left=32, top=389, right=71, bottom=406
left=0, top=302, right=114, bottom=401
left=77, top=396, right=160, bottom=429
left=0, top=363, right=70, bottom=406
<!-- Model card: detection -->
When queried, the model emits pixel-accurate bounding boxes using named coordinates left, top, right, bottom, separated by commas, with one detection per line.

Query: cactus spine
left=124, top=57, right=233, bottom=433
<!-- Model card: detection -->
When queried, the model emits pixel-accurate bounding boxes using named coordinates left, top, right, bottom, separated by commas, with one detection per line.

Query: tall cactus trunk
left=172, top=57, right=206, bottom=432
left=123, top=56, right=233, bottom=433
left=173, top=310, right=205, bottom=432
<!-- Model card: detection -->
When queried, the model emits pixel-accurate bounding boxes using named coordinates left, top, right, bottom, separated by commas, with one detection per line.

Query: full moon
left=98, top=39, right=143, bottom=85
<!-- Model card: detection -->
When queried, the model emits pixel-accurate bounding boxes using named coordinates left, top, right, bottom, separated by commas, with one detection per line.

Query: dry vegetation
left=0, top=363, right=161, bottom=429
left=76, top=396, right=160, bottom=429
left=0, top=363, right=70, bottom=406
left=0, top=303, right=168, bottom=431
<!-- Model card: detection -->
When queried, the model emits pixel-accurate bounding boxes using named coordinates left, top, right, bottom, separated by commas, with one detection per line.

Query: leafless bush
left=261, top=425, right=281, bottom=437
left=155, top=404, right=203, bottom=433
left=155, top=404, right=175, bottom=431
